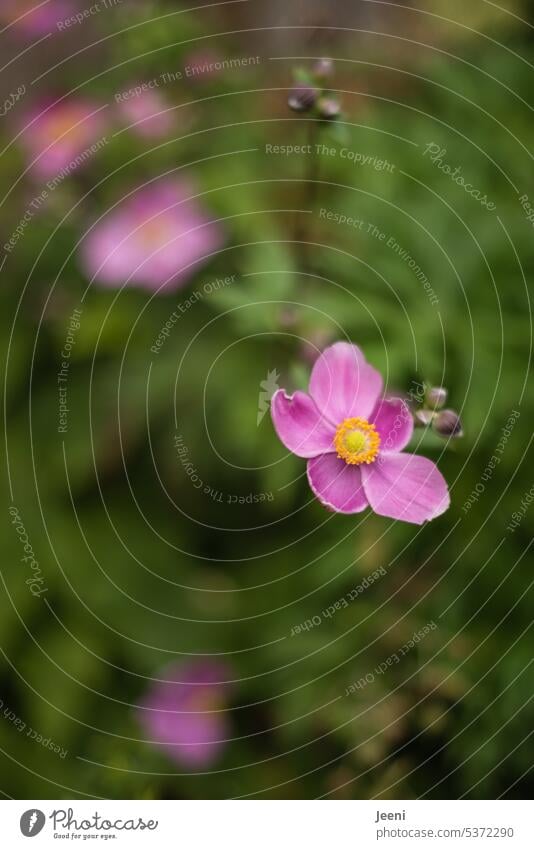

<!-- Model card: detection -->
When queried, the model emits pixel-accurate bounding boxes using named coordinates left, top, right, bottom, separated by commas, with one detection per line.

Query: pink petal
left=370, top=397, right=414, bottom=453
left=361, top=453, right=450, bottom=525
left=307, top=454, right=369, bottom=514
left=309, top=342, right=383, bottom=424
left=271, top=390, right=335, bottom=458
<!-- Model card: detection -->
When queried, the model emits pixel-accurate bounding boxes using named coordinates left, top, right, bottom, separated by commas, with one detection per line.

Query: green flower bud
left=316, top=96, right=341, bottom=120
left=433, top=409, right=463, bottom=438
left=426, top=386, right=448, bottom=409
left=313, top=58, right=334, bottom=80
left=288, top=86, right=318, bottom=112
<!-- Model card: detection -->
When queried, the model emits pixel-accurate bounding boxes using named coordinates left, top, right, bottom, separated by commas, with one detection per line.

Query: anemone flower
left=137, top=661, right=233, bottom=768
left=271, top=342, right=450, bottom=524
left=19, top=98, right=108, bottom=180
left=80, top=178, right=223, bottom=291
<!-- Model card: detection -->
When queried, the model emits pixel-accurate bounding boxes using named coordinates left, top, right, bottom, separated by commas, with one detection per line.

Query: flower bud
left=313, top=58, right=334, bottom=80
left=426, top=386, right=448, bottom=410
left=414, top=409, right=435, bottom=427
left=288, top=86, right=318, bottom=112
left=433, top=409, right=463, bottom=438
left=316, top=96, right=341, bottom=120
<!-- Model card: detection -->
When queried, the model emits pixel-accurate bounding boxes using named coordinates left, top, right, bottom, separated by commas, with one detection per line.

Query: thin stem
left=293, top=118, right=322, bottom=274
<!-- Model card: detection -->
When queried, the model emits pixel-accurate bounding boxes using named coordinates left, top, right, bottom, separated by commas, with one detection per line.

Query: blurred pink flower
left=272, top=342, right=450, bottom=524
left=81, top=178, right=223, bottom=291
left=1, top=0, right=75, bottom=36
left=137, top=661, right=233, bottom=768
left=117, top=89, right=175, bottom=139
left=19, top=98, right=108, bottom=180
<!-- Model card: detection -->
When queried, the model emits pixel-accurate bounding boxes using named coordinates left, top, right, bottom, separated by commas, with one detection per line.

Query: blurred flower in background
left=18, top=98, right=108, bottom=179
left=1, top=0, right=75, bottom=36
left=81, top=178, right=223, bottom=291
left=116, top=89, right=176, bottom=139
left=137, top=661, right=234, bottom=768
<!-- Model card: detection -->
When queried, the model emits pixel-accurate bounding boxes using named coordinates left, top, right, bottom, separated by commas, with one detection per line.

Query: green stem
left=294, top=118, right=321, bottom=275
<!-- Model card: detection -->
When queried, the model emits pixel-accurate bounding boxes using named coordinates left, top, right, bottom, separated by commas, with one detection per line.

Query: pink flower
left=271, top=342, right=450, bottom=524
left=81, top=178, right=223, bottom=291
left=2, top=1, right=75, bottom=36
left=137, top=661, right=233, bottom=768
left=19, top=98, right=108, bottom=180
left=117, top=89, right=175, bottom=139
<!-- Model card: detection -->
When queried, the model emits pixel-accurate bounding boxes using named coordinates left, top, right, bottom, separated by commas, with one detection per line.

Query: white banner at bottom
left=0, top=800, right=531, bottom=848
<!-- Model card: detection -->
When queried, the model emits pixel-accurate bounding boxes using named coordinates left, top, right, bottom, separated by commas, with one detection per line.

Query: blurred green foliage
left=1, top=1, right=533, bottom=799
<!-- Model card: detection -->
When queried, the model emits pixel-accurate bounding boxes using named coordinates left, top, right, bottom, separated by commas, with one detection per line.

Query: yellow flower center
left=334, top=417, right=381, bottom=466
